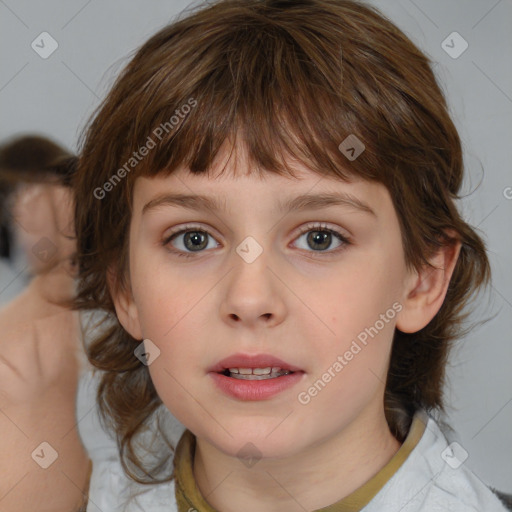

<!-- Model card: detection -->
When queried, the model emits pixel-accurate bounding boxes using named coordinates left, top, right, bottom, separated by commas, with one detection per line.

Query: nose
left=219, top=248, right=286, bottom=328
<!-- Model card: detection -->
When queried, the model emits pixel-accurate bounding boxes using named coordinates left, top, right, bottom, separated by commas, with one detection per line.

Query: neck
left=193, top=401, right=401, bottom=512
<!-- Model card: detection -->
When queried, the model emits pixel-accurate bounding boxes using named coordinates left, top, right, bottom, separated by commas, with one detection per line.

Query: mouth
left=208, top=353, right=305, bottom=401
left=209, top=353, right=304, bottom=380
left=218, top=367, right=294, bottom=380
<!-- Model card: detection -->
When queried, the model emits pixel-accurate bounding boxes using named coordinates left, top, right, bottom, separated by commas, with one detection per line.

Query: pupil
left=308, top=231, right=330, bottom=251
left=185, top=231, right=207, bottom=251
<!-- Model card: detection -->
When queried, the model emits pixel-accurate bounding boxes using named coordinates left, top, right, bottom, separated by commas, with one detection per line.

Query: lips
left=208, top=353, right=305, bottom=400
left=208, top=353, right=304, bottom=374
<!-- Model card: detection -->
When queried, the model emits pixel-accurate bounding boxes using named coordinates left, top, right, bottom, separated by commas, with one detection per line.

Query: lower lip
left=209, top=371, right=305, bottom=400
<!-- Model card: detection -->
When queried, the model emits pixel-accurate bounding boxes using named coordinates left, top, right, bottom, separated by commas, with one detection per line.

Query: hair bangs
left=120, top=10, right=380, bottom=198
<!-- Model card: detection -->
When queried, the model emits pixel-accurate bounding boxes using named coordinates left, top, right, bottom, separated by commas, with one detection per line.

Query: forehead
left=132, top=158, right=392, bottom=220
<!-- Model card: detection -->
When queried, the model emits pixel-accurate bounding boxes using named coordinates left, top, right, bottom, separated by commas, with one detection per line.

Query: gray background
left=1, top=0, right=511, bottom=493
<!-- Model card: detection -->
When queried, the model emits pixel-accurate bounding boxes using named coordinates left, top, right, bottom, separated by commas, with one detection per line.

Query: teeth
left=228, top=367, right=277, bottom=375
left=253, top=367, right=272, bottom=375
left=225, top=367, right=292, bottom=380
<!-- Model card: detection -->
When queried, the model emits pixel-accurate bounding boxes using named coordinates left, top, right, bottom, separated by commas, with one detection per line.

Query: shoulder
left=421, top=417, right=510, bottom=512
left=367, top=411, right=509, bottom=512
left=421, top=468, right=509, bottom=511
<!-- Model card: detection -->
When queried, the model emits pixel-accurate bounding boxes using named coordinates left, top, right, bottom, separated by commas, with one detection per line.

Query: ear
left=396, top=230, right=462, bottom=334
left=107, top=265, right=143, bottom=340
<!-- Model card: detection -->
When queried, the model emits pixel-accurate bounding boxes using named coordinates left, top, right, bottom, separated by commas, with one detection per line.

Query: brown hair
left=73, top=0, right=492, bottom=483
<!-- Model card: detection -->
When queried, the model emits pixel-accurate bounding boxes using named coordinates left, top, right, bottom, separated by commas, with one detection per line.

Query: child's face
left=12, top=182, right=77, bottom=281
left=117, top=146, right=415, bottom=459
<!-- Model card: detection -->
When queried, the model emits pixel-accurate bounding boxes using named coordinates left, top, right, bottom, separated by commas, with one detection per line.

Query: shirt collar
left=173, top=410, right=428, bottom=512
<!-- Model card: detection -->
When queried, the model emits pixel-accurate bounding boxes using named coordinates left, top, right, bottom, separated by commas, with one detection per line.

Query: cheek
left=130, top=237, right=220, bottom=335
left=297, top=250, right=400, bottom=391
left=144, top=312, right=210, bottom=428
left=305, top=258, right=399, bottom=337
left=132, top=268, right=202, bottom=342
left=130, top=255, right=210, bottom=367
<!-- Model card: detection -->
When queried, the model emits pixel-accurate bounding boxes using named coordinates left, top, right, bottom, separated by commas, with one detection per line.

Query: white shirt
left=363, top=409, right=509, bottom=511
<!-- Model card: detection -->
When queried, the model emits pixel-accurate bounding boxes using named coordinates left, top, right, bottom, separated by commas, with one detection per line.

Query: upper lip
left=209, top=353, right=304, bottom=373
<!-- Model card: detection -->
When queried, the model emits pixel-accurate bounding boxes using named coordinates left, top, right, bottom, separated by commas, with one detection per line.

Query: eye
left=162, top=224, right=219, bottom=259
left=162, top=222, right=352, bottom=259
left=292, top=223, right=351, bottom=256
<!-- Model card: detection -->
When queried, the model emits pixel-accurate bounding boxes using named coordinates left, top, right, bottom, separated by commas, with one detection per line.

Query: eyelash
left=162, top=222, right=352, bottom=259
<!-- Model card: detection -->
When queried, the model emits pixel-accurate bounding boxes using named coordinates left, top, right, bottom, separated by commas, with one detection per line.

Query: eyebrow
left=142, top=192, right=376, bottom=217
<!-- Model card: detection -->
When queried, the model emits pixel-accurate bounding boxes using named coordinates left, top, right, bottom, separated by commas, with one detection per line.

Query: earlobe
left=107, top=266, right=143, bottom=340
left=396, top=233, right=462, bottom=334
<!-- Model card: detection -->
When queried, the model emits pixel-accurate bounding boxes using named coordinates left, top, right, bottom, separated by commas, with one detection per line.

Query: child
left=0, top=135, right=73, bottom=302
left=0, top=148, right=91, bottom=511
left=72, top=0, right=511, bottom=510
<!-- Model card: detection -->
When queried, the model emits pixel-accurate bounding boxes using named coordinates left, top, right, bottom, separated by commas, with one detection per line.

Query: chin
left=228, top=437, right=303, bottom=462
left=197, top=421, right=306, bottom=461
